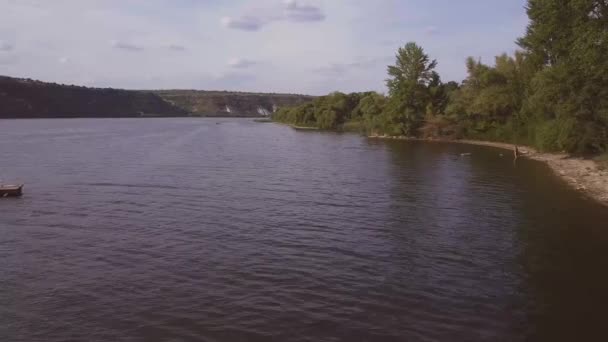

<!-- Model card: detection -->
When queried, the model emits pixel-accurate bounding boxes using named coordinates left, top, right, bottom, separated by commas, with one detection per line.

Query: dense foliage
left=273, top=0, right=608, bottom=154
left=273, top=91, right=387, bottom=131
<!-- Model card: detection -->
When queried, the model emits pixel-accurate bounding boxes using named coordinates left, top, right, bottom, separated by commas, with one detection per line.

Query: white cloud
left=111, top=40, right=144, bottom=51
left=228, top=58, right=258, bottom=69
left=221, top=0, right=325, bottom=31
left=284, top=0, right=325, bottom=22
left=221, top=16, right=264, bottom=31
left=167, top=44, right=186, bottom=51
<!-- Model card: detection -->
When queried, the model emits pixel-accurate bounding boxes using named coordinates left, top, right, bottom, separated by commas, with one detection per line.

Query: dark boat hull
left=0, top=185, right=23, bottom=197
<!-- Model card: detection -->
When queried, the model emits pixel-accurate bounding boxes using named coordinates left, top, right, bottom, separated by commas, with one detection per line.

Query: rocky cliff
left=154, top=90, right=314, bottom=117
left=0, top=76, right=313, bottom=118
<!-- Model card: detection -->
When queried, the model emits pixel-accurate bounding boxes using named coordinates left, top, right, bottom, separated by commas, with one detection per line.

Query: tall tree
left=519, top=0, right=608, bottom=153
left=384, top=42, right=438, bottom=136
left=517, top=0, right=576, bottom=66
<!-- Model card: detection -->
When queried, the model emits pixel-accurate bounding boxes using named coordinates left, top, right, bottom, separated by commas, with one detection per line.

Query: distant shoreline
left=0, top=75, right=313, bottom=119
left=369, top=135, right=608, bottom=207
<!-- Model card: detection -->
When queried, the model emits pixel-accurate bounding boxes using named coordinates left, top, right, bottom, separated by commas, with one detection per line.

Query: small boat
left=0, top=184, right=24, bottom=197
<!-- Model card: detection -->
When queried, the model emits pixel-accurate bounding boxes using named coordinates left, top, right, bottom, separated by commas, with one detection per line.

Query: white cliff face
left=257, top=106, right=271, bottom=116
left=225, top=105, right=232, bottom=113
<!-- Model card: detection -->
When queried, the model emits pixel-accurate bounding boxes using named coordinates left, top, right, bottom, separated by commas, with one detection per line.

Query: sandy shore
left=369, top=136, right=608, bottom=207
left=290, top=125, right=320, bottom=131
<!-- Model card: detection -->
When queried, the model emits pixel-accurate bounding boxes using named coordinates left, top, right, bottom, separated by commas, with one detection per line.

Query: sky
left=0, top=0, right=528, bottom=95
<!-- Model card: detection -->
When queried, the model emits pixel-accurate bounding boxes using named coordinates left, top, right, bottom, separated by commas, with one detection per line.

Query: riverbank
left=289, top=124, right=320, bottom=131
left=369, top=135, right=608, bottom=207
left=268, top=120, right=319, bottom=130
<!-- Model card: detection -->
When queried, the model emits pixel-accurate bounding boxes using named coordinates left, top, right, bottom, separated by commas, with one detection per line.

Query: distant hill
left=154, top=90, right=314, bottom=117
left=0, top=76, right=314, bottom=118
left=0, top=76, right=187, bottom=118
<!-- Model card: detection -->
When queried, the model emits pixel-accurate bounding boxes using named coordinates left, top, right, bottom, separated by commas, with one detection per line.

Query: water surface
left=1, top=118, right=608, bottom=341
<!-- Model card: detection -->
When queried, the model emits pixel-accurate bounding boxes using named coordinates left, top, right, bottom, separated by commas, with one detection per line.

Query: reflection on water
left=1, top=119, right=607, bottom=341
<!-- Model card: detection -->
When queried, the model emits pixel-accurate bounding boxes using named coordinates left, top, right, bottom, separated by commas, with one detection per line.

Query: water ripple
left=2, top=119, right=608, bottom=341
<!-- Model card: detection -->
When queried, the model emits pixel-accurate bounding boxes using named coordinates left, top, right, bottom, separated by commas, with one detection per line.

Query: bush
left=341, top=120, right=366, bottom=133
left=534, top=120, right=561, bottom=152
left=595, top=153, right=608, bottom=170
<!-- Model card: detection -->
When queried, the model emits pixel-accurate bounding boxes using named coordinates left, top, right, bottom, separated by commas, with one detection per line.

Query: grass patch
left=291, top=125, right=320, bottom=131
left=341, top=120, right=365, bottom=133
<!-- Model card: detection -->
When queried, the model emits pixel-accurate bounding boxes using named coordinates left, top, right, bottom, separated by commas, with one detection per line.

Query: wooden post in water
left=512, top=145, right=521, bottom=167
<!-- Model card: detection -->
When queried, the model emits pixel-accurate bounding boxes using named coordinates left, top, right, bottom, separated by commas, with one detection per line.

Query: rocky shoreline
left=369, top=136, right=608, bottom=207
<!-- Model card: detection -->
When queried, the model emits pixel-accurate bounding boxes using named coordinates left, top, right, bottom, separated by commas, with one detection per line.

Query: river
left=1, top=118, right=607, bottom=341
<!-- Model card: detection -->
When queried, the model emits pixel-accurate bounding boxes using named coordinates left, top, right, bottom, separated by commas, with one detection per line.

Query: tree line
left=273, top=0, right=607, bottom=154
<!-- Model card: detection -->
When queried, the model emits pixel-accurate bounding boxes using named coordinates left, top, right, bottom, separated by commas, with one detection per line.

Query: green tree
left=384, top=42, right=439, bottom=136
left=354, top=92, right=387, bottom=133
left=518, top=0, right=608, bottom=153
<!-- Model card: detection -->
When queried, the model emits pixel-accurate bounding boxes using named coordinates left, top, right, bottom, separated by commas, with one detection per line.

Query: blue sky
left=0, top=0, right=528, bottom=95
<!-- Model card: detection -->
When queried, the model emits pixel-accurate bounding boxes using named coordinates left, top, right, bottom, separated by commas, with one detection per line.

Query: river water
left=1, top=118, right=607, bottom=341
